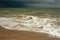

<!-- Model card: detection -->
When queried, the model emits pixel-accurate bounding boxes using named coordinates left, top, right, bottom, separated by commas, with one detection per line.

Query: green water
left=0, top=8, right=60, bottom=18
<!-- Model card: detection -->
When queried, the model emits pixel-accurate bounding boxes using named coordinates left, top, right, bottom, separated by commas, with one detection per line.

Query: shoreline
left=0, top=26, right=60, bottom=40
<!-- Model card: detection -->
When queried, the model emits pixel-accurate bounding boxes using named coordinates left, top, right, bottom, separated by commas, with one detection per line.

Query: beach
left=0, top=8, right=60, bottom=40
left=0, top=26, right=60, bottom=40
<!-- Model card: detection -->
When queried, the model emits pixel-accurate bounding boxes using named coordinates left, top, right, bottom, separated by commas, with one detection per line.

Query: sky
left=9, top=0, right=60, bottom=4
left=0, top=0, right=60, bottom=7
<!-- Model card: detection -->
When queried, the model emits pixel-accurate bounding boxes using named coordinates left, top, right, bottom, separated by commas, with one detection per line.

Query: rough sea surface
left=0, top=14, right=60, bottom=38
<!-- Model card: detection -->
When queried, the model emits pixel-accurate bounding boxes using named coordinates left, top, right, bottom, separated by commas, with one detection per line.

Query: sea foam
left=0, top=15, right=60, bottom=38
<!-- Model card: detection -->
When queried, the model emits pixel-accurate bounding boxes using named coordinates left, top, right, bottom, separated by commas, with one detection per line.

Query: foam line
left=0, top=15, right=60, bottom=38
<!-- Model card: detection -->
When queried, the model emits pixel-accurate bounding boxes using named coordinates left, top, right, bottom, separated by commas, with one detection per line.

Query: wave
left=0, top=15, right=60, bottom=38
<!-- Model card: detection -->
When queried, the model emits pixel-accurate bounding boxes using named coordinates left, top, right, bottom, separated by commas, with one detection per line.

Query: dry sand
left=0, top=26, right=60, bottom=40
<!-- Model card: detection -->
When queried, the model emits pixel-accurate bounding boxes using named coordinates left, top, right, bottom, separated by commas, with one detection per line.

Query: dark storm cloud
left=10, top=0, right=60, bottom=4
left=0, top=1, right=27, bottom=7
left=0, top=0, right=60, bottom=7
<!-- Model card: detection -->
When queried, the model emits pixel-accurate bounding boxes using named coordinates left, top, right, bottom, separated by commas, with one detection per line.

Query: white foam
left=0, top=15, right=60, bottom=38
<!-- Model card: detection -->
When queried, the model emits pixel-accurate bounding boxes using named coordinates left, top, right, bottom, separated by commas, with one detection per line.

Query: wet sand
left=0, top=26, right=60, bottom=40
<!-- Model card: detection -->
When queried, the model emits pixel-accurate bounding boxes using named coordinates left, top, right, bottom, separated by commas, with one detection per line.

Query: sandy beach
left=0, top=26, right=60, bottom=40
left=0, top=8, right=60, bottom=40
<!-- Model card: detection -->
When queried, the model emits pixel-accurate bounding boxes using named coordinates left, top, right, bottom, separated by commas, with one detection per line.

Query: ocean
left=0, top=8, right=60, bottom=38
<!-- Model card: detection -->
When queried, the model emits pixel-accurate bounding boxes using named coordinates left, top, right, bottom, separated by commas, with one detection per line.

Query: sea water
left=0, top=14, right=60, bottom=38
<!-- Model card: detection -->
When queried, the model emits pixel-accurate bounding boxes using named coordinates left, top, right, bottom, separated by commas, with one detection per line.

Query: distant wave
left=0, top=15, right=60, bottom=38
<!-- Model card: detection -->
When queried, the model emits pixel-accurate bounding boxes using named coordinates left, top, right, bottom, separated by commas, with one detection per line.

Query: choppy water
left=0, top=14, right=60, bottom=38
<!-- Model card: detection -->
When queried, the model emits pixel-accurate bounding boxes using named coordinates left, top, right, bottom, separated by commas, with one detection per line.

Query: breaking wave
left=0, top=14, right=60, bottom=38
